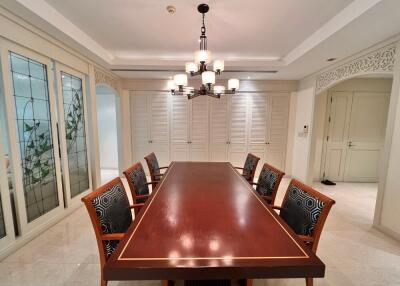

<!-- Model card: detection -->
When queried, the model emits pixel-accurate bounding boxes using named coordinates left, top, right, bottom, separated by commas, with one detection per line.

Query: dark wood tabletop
left=104, top=162, right=325, bottom=281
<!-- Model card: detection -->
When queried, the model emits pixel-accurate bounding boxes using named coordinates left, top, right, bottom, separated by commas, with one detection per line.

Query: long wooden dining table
left=104, top=162, right=325, bottom=282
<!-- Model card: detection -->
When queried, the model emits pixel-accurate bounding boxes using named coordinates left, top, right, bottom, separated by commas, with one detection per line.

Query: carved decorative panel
left=316, top=45, right=396, bottom=93
left=94, top=68, right=119, bottom=93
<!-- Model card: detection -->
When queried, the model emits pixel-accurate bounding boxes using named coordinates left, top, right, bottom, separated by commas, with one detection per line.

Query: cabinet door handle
left=265, top=142, right=270, bottom=145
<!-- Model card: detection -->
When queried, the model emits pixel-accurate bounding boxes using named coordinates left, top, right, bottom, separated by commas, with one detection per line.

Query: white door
left=209, top=95, right=229, bottom=162
left=248, top=93, right=268, bottom=175
left=149, top=92, right=170, bottom=167
left=323, top=92, right=352, bottom=181
left=228, top=94, right=249, bottom=167
left=189, top=96, right=209, bottom=161
left=266, top=94, right=290, bottom=170
left=343, top=92, right=389, bottom=182
left=131, top=92, right=150, bottom=168
left=171, top=95, right=190, bottom=161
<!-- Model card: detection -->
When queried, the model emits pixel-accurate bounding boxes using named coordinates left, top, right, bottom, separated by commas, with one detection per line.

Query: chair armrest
left=101, top=233, right=125, bottom=241
left=298, top=235, right=314, bottom=243
left=249, top=182, right=258, bottom=186
left=235, top=166, right=245, bottom=170
left=129, top=203, right=145, bottom=209
left=154, top=174, right=163, bottom=178
left=157, top=166, right=168, bottom=170
left=271, top=205, right=284, bottom=211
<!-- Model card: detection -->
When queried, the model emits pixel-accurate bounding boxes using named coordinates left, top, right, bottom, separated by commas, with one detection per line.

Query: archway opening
left=95, top=85, right=120, bottom=184
left=310, top=74, right=393, bottom=226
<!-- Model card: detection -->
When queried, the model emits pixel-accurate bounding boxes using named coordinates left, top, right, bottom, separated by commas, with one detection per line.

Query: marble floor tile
left=1, top=178, right=400, bottom=285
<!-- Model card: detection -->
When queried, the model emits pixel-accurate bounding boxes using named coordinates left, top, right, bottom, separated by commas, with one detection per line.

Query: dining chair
left=123, top=162, right=158, bottom=214
left=144, top=152, right=168, bottom=188
left=234, top=153, right=260, bottom=182
left=81, top=177, right=144, bottom=286
left=250, top=163, right=285, bottom=205
left=272, top=179, right=335, bottom=286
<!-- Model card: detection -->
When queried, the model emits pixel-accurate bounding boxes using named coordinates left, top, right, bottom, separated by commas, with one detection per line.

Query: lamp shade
left=213, top=60, right=224, bottom=72
left=174, top=74, right=188, bottom=87
left=228, top=78, right=239, bottom=90
left=195, top=50, right=212, bottom=64
left=185, top=62, right=198, bottom=73
left=167, top=80, right=176, bottom=90
left=214, top=85, right=225, bottom=95
left=202, top=71, right=215, bottom=85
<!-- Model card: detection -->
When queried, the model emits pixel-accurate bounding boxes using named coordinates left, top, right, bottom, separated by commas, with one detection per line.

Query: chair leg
left=305, top=278, right=313, bottom=286
left=100, top=275, right=107, bottom=286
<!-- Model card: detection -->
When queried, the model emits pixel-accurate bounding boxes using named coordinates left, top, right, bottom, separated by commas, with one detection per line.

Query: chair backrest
left=243, top=153, right=260, bottom=182
left=280, top=179, right=335, bottom=252
left=144, top=152, right=160, bottom=188
left=81, top=177, right=132, bottom=267
left=256, top=163, right=285, bottom=205
left=123, top=162, right=150, bottom=203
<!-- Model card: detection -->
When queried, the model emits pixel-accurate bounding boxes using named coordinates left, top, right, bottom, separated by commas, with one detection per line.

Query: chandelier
left=167, top=4, right=239, bottom=99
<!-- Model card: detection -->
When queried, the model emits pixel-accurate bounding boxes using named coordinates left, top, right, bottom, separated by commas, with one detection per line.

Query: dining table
left=104, top=161, right=325, bottom=283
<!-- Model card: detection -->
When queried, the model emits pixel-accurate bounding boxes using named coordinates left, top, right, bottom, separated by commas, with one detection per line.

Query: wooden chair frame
left=123, top=162, right=158, bottom=214
left=235, top=153, right=260, bottom=182
left=81, top=177, right=144, bottom=286
left=250, top=163, right=285, bottom=205
left=144, top=152, right=168, bottom=189
left=271, top=179, right=335, bottom=286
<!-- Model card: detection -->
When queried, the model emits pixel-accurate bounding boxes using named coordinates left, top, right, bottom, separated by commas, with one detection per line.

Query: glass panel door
left=9, top=52, right=60, bottom=222
left=56, top=65, right=91, bottom=207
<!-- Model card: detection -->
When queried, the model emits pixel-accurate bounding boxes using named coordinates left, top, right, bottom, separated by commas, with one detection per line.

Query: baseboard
left=374, top=224, right=400, bottom=242
left=0, top=203, right=83, bottom=261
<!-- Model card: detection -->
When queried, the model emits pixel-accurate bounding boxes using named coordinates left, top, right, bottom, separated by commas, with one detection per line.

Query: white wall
left=291, top=86, right=315, bottom=182
left=96, top=89, right=119, bottom=170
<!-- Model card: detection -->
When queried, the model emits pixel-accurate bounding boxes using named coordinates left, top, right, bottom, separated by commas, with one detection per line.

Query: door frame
left=0, top=39, right=65, bottom=236
left=55, top=63, right=92, bottom=208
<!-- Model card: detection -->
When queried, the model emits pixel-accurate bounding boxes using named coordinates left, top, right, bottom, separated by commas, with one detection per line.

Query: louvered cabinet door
left=131, top=92, right=150, bottom=168
left=189, top=96, right=209, bottom=161
left=266, top=94, right=290, bottom=170
left=209, top=95, right=229, bottom=162
left=248, top=93, right=268, bottom=175
left=149, top=92, right=170, bottom=166
left=228, top=94, right=249, bottom=167
left=171, top=95, right=189, bottom=161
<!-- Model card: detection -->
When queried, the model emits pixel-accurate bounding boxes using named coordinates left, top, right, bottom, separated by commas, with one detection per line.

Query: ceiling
left=2, top=0, right=400, bottom=80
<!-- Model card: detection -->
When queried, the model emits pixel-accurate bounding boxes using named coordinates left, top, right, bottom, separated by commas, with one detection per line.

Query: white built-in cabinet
left=131, top=91, right=290, bottom=175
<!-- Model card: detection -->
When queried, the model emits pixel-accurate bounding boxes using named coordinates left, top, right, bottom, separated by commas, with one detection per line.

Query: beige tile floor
left=1, top=178, right=400, bottom=286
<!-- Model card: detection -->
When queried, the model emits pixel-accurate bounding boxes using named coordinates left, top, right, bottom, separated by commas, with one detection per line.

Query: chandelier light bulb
left=195, top=50, right=212, bottom=64
left=174, top=74, right=188, bottom=87
left=213, top=60, right=224, bottom=74
left=185, top=62, right=199, bottom=74
left=167, top=80, right=176, bottom=91
left=214, top=85, right=225, bottom=95
left=228, top=78, right=240, bottom=91
left=202, top=71, right=215, bottom=85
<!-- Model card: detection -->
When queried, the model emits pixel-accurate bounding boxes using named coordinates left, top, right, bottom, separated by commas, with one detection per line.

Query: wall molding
left=94, top=67, right=120, bottom=93
left=316, top=44, right=396, bottom=93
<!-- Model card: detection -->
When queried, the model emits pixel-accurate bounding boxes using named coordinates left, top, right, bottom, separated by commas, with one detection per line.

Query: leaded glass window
left=61, top=72, right=89, bottom=197
left=9, top=52, right=59, bottom=222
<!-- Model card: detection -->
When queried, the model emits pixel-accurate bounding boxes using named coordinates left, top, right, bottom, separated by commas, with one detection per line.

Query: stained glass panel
left=61, top=72, right=89, bottom=197
left=9, top=52, right=59, bottom=222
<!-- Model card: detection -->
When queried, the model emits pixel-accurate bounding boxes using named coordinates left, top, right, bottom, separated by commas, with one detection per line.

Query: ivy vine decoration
left=65, top=89, right=84, bottom=153
left=22, top=99, right=53, bottom=188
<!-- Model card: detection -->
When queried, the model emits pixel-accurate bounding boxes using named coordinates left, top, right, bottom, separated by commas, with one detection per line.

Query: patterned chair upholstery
left=235, top=153, right=260, bottom=182
left=123, top=162, right=155, bottom=206
left=252, top=163, right=285, bottom=205
left=144, top=152, right=168, bottom=189
left=82, top=177, right=144, bottom=286
left=272, top=179, right=335, bottom=286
